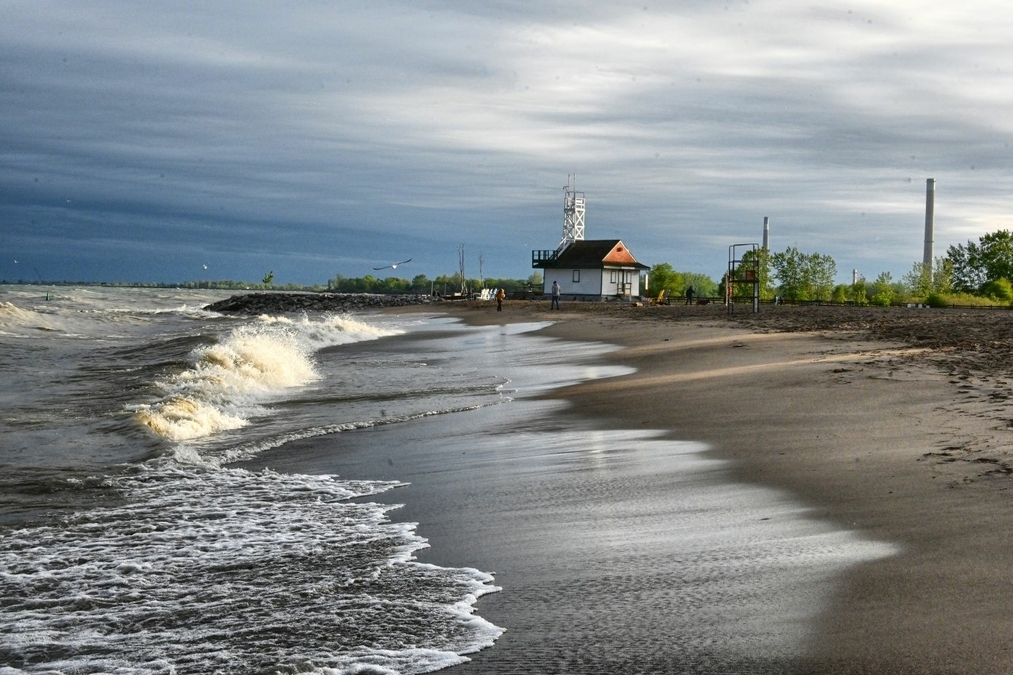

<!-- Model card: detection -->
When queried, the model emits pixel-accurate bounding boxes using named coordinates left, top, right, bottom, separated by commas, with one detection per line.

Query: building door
left=617, top=270, right=633, bottom=296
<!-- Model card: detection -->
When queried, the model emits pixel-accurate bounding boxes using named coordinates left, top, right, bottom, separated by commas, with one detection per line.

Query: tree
left=902, top=257, right=952, bottom=297
left=683, top=272, right=718, bottom=298
left=325, top=271, right=546, bottom=296
left=869, top=272, right=894, bottom=306
left=808, top=253, right=837, bottom=301
left=263, top=271, right=274, bottom=285
left=647, top=263, right=685, bottom=296
left=380, top=276, right=410, bottom=293
left=851, top=279, right=868, bottom=305
left=934, top=257, right=954, bottom=295
left=770, top=247, right=804, bottom=300
left=731, top=248, right=775, bottom=300
left=646, top=264, right=717, bottom=299
left=947, top=229, right=1013, bottom=293
left=769, top=246, right=837, bottom=301
left=946, top=241, right=979, bottom=292
left=902, top=262, right=931, bottom=297
left=411, top=274, right=431, bottom=294
left=433, top=273, right=465, bottom=295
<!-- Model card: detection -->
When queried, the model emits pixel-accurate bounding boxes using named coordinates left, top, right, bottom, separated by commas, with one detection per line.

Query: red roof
left=539, top=240, right=649, bottom=269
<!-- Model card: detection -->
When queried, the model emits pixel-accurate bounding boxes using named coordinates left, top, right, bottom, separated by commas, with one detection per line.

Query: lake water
left=0, top=285, right=896, bottom=674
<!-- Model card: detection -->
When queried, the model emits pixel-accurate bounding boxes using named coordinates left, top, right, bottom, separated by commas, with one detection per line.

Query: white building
left=532, top=239, right=649, bottom=300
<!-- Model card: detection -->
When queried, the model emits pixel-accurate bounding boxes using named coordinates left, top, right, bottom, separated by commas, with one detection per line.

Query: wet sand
left=416, top=300, right=1013, bottom=674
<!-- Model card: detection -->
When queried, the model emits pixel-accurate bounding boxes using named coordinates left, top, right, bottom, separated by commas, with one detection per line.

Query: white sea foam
left=131, top=325, right=312, bottom=441
left=257, top=312, right=404, bottom=348
left=0, top=465, right=503, bottom=674
left=131, top=313, right=402, bottom=443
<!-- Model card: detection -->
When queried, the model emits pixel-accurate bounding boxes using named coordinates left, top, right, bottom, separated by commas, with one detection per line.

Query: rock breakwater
left=204, top=292, right=436, bottom=314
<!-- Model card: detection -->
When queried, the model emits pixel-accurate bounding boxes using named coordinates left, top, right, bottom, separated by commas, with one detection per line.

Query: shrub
left=980, top=277, right=1013, bottom=302
left=925, top=292, right=1007, bottom=308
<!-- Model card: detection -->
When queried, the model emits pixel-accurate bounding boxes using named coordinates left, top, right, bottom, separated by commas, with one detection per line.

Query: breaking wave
left=130, top=314, right=402, bottom=442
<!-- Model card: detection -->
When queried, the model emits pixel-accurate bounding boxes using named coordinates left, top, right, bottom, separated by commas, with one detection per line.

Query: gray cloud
left=3, top=0, right=1012, bottom=284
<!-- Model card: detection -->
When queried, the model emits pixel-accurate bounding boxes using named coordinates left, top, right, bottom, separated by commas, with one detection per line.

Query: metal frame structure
left=559, top=175, right=585, bottom=252
left=727, top=243, right=760, bottom=314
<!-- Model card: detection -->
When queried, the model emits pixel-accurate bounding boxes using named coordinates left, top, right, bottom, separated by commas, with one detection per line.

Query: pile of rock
left=204, top=292, right=436, bottom=314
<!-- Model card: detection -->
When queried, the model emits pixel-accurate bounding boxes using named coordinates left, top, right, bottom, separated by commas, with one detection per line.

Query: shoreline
left=412, top=300, right=1013, bottom=673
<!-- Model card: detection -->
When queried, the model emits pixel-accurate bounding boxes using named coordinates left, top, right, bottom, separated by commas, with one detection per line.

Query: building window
left=609, top=270, right=617, bottom=283
left=572, top=270, right=580, bottom=283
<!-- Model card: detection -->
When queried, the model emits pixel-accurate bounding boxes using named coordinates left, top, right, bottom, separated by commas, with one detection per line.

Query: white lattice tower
left=558, top=180, right=585, bottom=252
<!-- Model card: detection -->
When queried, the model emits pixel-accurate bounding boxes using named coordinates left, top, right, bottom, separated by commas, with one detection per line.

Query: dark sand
left=254, top=299, right=1013, bottom=674
left=416, top=300, right=1013, bottom=674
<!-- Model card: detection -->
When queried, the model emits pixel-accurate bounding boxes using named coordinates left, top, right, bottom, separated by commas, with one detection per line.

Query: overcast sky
left=3, top=1, right=1013, bottom=285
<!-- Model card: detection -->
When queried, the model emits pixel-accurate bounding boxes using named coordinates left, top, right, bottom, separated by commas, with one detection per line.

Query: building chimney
left=762, top=216, right=770, bottom=250
left=923, top=179, right=935, bottom=273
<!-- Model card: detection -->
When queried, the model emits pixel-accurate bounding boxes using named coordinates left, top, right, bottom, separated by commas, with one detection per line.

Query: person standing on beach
left=495, top=287, right=506, bottom=311
left=685, top=285, right=695, bottom=305
left=550, top=280, right=561, bottom=310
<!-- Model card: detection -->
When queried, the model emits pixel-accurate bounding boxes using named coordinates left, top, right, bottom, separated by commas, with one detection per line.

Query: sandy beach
left=395, top=299, right=1013, bottom=674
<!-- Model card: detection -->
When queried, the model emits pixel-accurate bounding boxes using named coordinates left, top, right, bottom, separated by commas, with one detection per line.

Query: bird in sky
left=202, top=264, right=208, bottom=270
left=373, top=258, right=411, bottom=271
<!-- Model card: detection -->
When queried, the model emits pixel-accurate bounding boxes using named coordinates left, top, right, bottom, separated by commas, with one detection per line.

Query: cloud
left=2, top=0, right=1012, bottom=284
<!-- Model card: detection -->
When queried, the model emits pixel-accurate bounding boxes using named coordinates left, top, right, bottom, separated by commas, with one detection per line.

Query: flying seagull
left=373, top=258, right=411, bottom=271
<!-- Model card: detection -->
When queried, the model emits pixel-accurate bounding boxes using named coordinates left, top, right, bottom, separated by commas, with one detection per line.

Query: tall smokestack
left=762, top=216, right=770, bottom=250
left=923, top=179, right=935, bottom=272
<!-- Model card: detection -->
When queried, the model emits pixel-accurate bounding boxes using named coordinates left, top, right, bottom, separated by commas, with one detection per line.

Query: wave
left=0, top=465, right=503, bottom=674
left=0, top=301, right=58, bottom=335
left=0, top=298, right=215, bottom=340
left=131, top=314, right=403, bottom=443
left=254, top=311, right=402, bottom=348
left=175, top=402, right=499, bottom=469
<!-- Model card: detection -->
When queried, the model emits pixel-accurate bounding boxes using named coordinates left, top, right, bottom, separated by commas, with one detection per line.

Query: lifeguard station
left=532, top=177, right=649, bottom=300
left=727, top=243, right=760, bottom=314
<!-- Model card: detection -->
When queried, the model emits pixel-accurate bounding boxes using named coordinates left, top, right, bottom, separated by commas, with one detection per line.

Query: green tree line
left=26, top=227, right=1013, bottom=308
left=643, top=264, right=718, bottom=300
left=327, top=272, right=543, bottom=295
left=710, top=228, right=1013, bottom=307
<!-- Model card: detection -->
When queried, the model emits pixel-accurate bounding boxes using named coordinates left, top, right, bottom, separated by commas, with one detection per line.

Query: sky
left=4, top=1, right=1013, bottom=286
